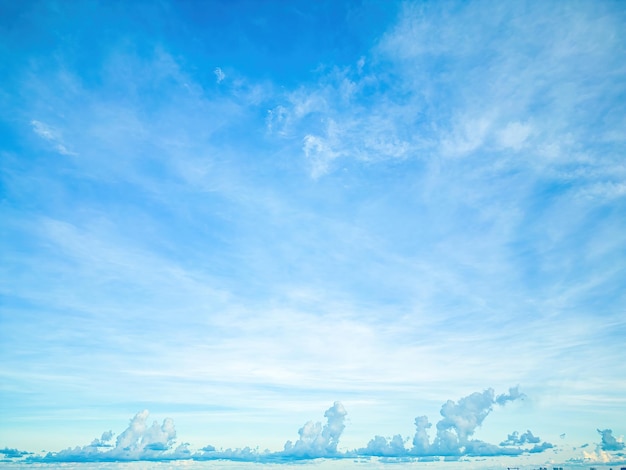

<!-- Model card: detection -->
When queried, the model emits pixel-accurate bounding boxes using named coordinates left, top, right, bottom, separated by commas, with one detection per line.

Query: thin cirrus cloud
left=1, top=0, right=625, bottom=464
left=267, top=0, right=625, bottom=192
left=30, top=120, right=77, bottom=156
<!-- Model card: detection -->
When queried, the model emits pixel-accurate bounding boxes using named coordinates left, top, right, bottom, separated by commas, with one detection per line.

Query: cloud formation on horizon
left=29, top=409, right=190, bottom=462
left=282, top=401, right=347, bottom=458
left=359, top=387, right=553, bottom=459
left=10, top=387, right=564, bottom=463
left=598, top=429, right=626, bottom=452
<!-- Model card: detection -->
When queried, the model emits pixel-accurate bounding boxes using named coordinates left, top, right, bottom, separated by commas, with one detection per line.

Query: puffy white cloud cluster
left=26, top=391, right=561, bottom=463
left=580, top=429, right=626, bottom=464
left=362, top=434, right=408, bottom=457
left=360, top=387, right=553, bottom=459
left=598, top=429, right=625, bottom=452
left=40, top=410, right=184, bottom=462
left=500, top=430, right=540, bottom=446
left=37, top=404, right=349, bottom=463
left=282, top=401, right=347, bottom=458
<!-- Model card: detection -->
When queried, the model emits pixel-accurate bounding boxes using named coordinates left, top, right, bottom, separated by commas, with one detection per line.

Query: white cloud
left=31, top=120, right=76, bottom=156
left=355, top=387, right=553, bottom=459
left=500, top=430, right=540, bottom=446
left=303, top=133, right=338, bottom=178
left=262, top=0, right=626, bottom=195
left=39, top=410, right=180, bottom=462
left=33, top=391, right=557, bottom=463
left=497, top=121, right=532, bottom=151
left=440, top=115, right=493, bottom=157
left=214, top=67, right=225, bottom=83
left=362, top=434, right=407, bottom=457
left=598, top=429, right=625, bottom=452
left=282, top=402, right=348, bottom=457
left=5, top=1, right=625, bottom=459
left=582, top=448, right=613, bottom=463
left=115, top=410, right=176, bottom=454
left=581, top=430, right=626, bottom=465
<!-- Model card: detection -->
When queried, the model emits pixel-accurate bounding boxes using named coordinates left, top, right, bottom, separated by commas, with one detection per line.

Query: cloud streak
left=31, top=119, right=77, bottom=156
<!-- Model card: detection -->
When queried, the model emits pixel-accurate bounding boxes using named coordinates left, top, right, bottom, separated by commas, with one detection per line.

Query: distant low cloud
left=411, top=387, right=544, bottom=457
left=0, top=447, right=32, bottom=459
left=575, top=428, right=626, bottom=464
left=282, top=401, right=347, bottom=458
left=24, top=390, right=554, bottom=463
left=90, top=430, right=114, bottom=448
left=529, top=442, right=554, bottom=454
left=362, top=434, right=408, bottom=457
left=501, top=430, right=541, bottom=446
left=598, top=429, right=625, bottom=451
left=38, top=410, right=183, bottom=462
left=359, top=387, right=552, bottom=459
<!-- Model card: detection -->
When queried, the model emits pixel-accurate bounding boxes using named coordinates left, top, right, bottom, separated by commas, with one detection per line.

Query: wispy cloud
left=1, top=0, right=625, bottom=460
left=282, top=402, right=347, bottom=458
left=598, top=429, right=625, bottom=452
left=214, top=67, right=225, bottom=84
left=31, top=120, right=77, bottom=156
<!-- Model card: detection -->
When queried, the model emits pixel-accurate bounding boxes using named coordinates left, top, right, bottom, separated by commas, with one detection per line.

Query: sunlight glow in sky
left=1, top=0, right=625, bottom=467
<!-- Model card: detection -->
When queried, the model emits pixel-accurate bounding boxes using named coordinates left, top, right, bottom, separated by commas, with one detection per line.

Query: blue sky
left=1, top=0, right=625, bottom=466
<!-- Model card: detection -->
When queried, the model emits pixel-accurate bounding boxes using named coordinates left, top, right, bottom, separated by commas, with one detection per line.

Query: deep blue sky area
left=1, top=0, right=625, bottom=467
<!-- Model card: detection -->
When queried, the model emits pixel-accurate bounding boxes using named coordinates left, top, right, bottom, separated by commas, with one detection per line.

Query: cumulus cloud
left=500, top=430, right=541, bottom=446
left=90, top=430, right=114, bottom=448
left=420, top=388, right=520, bottom=456
left=529, top=442, right=554, bottom=453
left=360, top=434, right=408, bottom=457
left=598, top=429, right=625, bottom=451
left=113, top=410, right=176, bottom=455
left=495, top=386, right=525, bottom=405
left=414, top=387, right=552, bottom=458
left=357, top=387, right=552, bottom=460
left=574, top=428, right=626, bottom=464
left=282, top=401, right=347, bottom=458
left=412, top=415, right=432, bottom=455
left=192, top=401, right=350, bottom=462
left=26, top=393, right=555, bottom=463
left=39, top=410, right=180, bottom=462
left=35, top=405, right=349, bottom=463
